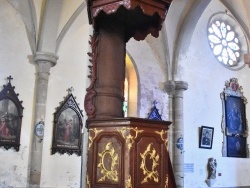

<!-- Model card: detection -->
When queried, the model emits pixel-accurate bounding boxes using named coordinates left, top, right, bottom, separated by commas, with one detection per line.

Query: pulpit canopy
left=87, top=0, right=173, bottom=41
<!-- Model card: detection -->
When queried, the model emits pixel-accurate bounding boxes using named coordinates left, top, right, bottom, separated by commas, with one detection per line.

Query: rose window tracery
left=207, top=12, right=248, bottom=70
left=208, top=20, right=240, bottom=67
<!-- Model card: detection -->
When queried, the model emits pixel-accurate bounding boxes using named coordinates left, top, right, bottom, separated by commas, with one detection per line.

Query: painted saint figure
left=228, top=102, right=243, bottom=132
left=64, top=119, right=72, bottom=142
left=0, top=117, right=10, bottom=137
left=202, top=130, right=211, bottom=146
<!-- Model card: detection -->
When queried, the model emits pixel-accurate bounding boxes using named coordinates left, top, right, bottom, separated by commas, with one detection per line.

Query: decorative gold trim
left=140, top=143, right=159, bottom=183
left=117, top=127, right=144, bottom=150
left=165, top=174, right=169, bottom=188
left=86, top=175, right=90, bottom=188
left=88, top=128, right=103, bottom=150
left=97, top=142, right=119, bottom=182
left=155, top=130, right=168, bottom=150
left=125, top=175, right=133, bottom=188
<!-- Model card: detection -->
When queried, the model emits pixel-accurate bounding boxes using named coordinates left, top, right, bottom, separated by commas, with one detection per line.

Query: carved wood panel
left=135, top=136, right=167, bottom=187
left=86, top=118, right=174, bottom=188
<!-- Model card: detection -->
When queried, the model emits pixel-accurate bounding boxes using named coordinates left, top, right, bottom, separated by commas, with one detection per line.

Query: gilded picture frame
left=221, top=78, right=248, bottom=158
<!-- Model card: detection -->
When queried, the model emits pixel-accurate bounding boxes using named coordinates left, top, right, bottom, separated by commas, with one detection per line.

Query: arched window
left=207, top=12, right=248, bottom=70
left=123, top=53, right=139, bottom=117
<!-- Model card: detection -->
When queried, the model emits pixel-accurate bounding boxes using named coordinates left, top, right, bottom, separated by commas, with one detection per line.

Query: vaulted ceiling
left=5, top=0, right=250, bottom=80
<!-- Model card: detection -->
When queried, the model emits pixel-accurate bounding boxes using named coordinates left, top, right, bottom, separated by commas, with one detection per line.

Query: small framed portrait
left=199, top=126, right=214, bottom=149
left=0, top=76, right=24, bottom=151
left=51, top=89, right=83, bottom=156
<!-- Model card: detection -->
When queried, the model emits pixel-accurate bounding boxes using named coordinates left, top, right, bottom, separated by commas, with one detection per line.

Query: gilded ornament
left=88, top=128, right=103, bottom=150
left=97, top=142, right=119, bottom=182
left=165, top=174, right=169, bottom=188
left=117, top=127, right=143, bottom=150
left=155, top=130, right=168, bottom=150
left=125, top=175, right=133, bottom=188
left=140, top=143, right=159, bottom=183
left=86, top=175, right=90, bottom=188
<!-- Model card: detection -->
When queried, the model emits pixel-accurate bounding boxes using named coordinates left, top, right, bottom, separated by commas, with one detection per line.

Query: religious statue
left=207, top=158, right=217, bottom=179
left=205, top=157, right=217, bottom=187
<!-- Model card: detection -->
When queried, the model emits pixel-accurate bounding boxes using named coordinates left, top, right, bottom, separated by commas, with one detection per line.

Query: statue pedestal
left=205, top=179, right=216, bottom=187
left=86, top=117, right=175, bottom=187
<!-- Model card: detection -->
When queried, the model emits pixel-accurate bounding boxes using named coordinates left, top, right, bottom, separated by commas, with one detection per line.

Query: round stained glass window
left=207, top=13, right=248, bottom=70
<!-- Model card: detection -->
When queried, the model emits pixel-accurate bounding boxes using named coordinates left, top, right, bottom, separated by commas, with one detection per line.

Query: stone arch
left=171, top=0, right=212, bottom=79
left=125, top=52, right=140, bottom=117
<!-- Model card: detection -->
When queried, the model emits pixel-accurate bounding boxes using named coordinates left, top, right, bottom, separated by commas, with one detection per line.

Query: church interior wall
left=127, top=39, right=169, bottom=121
left=0, top=2, right=90, bottom=187
left=0, top=1, right=35, bottom=187
left=39, top=9, right=89, bottom=187
left=180, top=1, right=250, bottom=187
left=0, top=1, right=169, bottom=186
left=1, top=0, right=250, bottom=187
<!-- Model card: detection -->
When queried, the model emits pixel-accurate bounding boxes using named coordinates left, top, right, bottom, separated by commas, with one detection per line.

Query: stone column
left=165, top=80, right=175, bottom=162
left=29, top=52, right=58, bottom=188
left=166, top=80, right=188, bottom=188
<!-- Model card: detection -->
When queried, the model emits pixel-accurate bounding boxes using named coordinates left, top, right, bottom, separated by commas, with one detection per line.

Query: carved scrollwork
left=155, top=130, right=168, bottom=150
left=165, top=174, right=169, bottom=188
left=117, top=127, right=143, bottom=150
left=125, top=175, right=132, bottom=188
left=221, top=115, right=225, bottom=133
left=140, top=143, right=159, bottom=183
left=97, top=142, right=119, bottom=182
left=88, top=128, right=103, bottom=150
left=86, top=175, right=90, bottom=188
left=84, top=32, right=99, bottom=119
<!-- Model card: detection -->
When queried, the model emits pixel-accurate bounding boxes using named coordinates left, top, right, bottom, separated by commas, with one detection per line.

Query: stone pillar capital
left=165, top=80, right=176, bottom=95
left=175, top=81, right=188, bottom=91
left=165, top=80, right=188, bottom=95
left=34, top=52, right=58, bottom=73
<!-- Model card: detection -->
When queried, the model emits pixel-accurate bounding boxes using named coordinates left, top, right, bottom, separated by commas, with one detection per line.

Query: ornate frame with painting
left=51, top=88, right=83, bottom=156
left=0, top=76, right=24, bottom=151
left=221, top=78, right=248, bottom=158
left=199, top=126, right=214, bottom=149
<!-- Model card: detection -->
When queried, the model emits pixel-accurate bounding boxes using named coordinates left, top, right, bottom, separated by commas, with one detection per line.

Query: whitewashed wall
left=179, top=1, right=250, bottom=187
left=40, top=8, right=89, bottom=187
left=0, top=1, right=34, bottom=187
left=0, top=1, right=90, bottom=187
left=127, top=38, right=169, bottom=121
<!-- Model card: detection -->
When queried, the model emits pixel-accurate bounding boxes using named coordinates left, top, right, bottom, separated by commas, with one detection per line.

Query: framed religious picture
left=224, top=95, right=246, bottom=136
left=51, top=88, right=83, bottom=156
left=199, top=126, right=214, bottom=149
left=0, top=76, right=24, bottom=151
left=221, top=78, right=248, bottom=158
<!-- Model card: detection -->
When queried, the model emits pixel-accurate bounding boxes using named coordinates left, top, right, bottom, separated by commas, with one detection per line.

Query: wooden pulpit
left=86, top=118, right=176, bottom=187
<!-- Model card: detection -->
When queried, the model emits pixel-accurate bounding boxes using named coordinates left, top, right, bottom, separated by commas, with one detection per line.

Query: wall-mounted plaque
left=35, top=121, right=44, bottom=138
left=51, top=88, right=83, bottom=156
left=0, top=76, right=24, bottom=151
